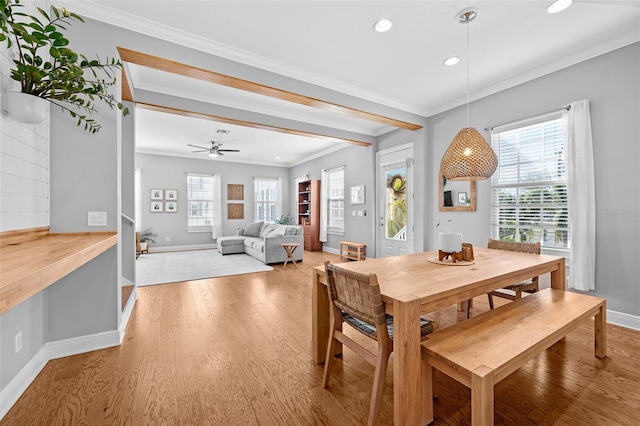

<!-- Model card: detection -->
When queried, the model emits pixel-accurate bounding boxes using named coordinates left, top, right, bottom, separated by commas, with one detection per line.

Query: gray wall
left=1, top=9, right=125, bottom=401
left=426, top=42, right=640, bottom=316
left=136, top=153, right=290, bottom=249
left=290, top=144, right=377, bottom=253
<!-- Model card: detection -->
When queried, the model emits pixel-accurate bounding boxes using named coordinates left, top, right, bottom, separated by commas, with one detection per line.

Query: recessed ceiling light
left=547, top=0, right=573, bottom=14
left=444, top=57, right=460, bottom=66
left=374, top=18, right=392, bottom=33
left=275, top=156, right=281, bottom=159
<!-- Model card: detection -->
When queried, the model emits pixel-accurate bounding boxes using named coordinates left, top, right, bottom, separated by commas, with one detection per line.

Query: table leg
left=550, top=257, right=566, bottom=290
left=312, top=271, right=341, bottom=363
left=392, top=295, right=423, bottom=426
left=595, top=300, right=607, bottom=358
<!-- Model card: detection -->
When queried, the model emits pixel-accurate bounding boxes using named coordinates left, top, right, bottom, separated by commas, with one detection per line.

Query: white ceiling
left=59, top=0, right=640, bottom=166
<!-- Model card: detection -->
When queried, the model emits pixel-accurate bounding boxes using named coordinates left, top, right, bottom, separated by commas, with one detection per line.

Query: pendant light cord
left=466, top=16, right=470, bottom=128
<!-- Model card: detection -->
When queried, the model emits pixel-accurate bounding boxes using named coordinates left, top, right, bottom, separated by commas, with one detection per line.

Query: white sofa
left=217, top=222, right=304, bottom=264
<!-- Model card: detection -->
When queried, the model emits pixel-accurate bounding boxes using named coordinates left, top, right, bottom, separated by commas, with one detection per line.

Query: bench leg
left=471, top=365, right=494, bottom=426
left=421, top=358, right=435, bottom=425
left=595, top=301, right=607, bottom=358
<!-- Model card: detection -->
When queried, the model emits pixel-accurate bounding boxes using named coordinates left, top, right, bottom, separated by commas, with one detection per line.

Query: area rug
left=136, top=249, right=273, bottom=286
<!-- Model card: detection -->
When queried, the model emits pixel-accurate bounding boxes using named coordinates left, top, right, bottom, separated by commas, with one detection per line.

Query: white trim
left=322, top=246, right=340, bottom=256
left=148, top=243, right=216, bottom=253
left=0, top=345, right=48, bottom=419
left=0, top=329, right=123, bottom=420
left=46, top=330, right=121, bottom=361
left=56, top=2, right=640, bottom=119
left=120, top=287, right=138, bottom=342
left=607, top=309, right=640, bottom=332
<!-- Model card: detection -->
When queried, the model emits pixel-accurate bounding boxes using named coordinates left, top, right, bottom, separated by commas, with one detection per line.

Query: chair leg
left=322, top=316, right=339, bottom=388
left=488, top=293, right=495, bottom=310
left=368, top=346, right=391, bottom=426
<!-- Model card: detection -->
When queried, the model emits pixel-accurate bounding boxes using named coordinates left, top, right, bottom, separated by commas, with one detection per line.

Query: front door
left=376, top=145, right=414, bottom=257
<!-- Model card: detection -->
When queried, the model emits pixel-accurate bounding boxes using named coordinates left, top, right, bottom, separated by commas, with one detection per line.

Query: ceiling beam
left=117, top=47, right=422, bottom=131
left=135, top=102, right=372, bottom=147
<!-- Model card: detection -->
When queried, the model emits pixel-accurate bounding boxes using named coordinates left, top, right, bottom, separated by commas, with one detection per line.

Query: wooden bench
left=339, top=241, right=366, bottom=261
left=421, top=288, right=606, bottom=426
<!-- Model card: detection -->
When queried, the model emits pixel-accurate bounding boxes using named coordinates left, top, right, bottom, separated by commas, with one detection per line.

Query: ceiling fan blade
left=187, top=144, right=209, bottom=150
left=191, top=149, right=208, bottom=153
left=218, top=149, right=240, bottom=153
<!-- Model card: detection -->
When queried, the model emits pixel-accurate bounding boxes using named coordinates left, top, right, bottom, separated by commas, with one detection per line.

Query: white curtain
left=276, top=177, right=283, bottom=219
left=563, top=100, right=596, bottom=291
left=319, top=169, right=328, bottom=242
left=134, top=168, right=141, bottom=232
left=212, top=174, right=222, bottom=239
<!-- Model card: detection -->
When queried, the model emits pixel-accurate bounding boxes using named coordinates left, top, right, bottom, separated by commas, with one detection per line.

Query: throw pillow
left=284, top=227, right=298, bottom=236
left=244, top=222, right=264, bottom=237
left=261, top=224, right=278, bottom=238
left=235, top=228, right=245, bottom=236
left=268, top=227, right=286, bottom=237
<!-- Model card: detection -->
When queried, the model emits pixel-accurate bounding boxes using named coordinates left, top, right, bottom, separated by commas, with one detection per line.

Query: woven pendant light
left=440, top=127, right=497, bottom=180
left=440, top=8, right=497, bottom=181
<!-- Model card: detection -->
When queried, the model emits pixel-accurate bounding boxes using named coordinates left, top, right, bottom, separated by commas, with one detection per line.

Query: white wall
left=0, top=14, right=50, bottom=232
left=427, top=42, right=640, bottom=318
left=136, top=153, right=290, bottom=249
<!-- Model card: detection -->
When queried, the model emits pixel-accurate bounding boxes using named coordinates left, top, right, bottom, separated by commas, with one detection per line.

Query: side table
left=282, top=243, right=300, bottom=269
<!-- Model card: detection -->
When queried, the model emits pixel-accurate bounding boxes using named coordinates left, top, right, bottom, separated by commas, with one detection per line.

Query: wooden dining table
left=312, top=247, right=566, bottom=425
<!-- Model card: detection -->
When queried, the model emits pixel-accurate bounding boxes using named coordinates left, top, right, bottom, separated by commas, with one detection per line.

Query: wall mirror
left=439, top=173, right=476, bottom=211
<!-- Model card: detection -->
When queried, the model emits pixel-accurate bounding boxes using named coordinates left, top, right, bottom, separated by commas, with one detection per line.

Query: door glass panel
left=385, top=166, right=407, bottom=240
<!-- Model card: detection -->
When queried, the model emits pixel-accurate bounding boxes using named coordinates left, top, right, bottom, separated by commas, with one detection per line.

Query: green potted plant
left=0, top=0, right=129, bottom=132
left=139, top=228, right=156, bottom=253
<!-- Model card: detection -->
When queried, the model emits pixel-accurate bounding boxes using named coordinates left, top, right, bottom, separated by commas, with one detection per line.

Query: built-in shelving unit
left=297, top=180, right=322, bottom=251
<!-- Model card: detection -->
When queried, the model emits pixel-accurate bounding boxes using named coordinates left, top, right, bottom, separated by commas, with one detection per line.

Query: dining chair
left=322, top=261, right=435, bottom=426
left=486, top=238, right=541, bottom=309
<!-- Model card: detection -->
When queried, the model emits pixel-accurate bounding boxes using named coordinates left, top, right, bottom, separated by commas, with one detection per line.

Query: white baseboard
left=607, top=309, right=640, bottom=331
left=323, top=246, right=339, bottom=255
left=120, top=286, right=138, bottom=342
left=0, top=329, right=121, bottom=420
left=0, top=345, right=48, bottom=419
left=150, top=243, right=216, bottom=253
left=47, top=330, right=121, bottom=361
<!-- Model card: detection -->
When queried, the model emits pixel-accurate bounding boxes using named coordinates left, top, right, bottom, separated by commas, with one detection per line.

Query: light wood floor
left=3, top=250, right=639, bottom=425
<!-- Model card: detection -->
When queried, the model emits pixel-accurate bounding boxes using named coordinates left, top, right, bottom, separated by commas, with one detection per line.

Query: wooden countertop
left=0, top=232, right=118, bottom=315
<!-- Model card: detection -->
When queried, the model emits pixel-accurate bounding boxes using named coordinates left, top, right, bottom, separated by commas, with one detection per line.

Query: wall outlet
left=15, top=331, right=22, bottom=354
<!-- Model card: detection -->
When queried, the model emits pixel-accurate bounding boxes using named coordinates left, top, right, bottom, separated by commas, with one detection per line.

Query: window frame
left=254, top=178, right=278, bottom=223
left=490, top=113, right=570, bottom=253
left=326, top=167, right=345, bottom=235
left=186, top=173, right=214, bottom=230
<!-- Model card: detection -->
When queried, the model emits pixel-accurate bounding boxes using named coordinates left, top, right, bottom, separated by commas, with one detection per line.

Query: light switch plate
left=88, top=211, right=107, bottom=226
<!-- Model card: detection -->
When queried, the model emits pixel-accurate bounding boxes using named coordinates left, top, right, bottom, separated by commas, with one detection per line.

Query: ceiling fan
left=188, top=141, right=240, bottom=158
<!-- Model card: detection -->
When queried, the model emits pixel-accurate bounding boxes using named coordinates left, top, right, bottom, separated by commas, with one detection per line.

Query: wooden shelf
left=0, top=230, right=118, bottom=315
left=340, top=241, right=366, bottom=261
left=298, top=180, right=322, bottom=251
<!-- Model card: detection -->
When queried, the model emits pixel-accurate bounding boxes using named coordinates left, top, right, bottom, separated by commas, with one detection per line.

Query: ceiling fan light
left=374, top=18, right=393, bottom=33
left=440, top=127, right=498, bottom=181
left=208, top=150, right=219, bottom=158
left=547, top=0, right=572, bottom=14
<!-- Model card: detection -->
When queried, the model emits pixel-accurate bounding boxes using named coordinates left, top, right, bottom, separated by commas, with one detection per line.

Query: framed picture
left=458, top=192, right=468, bottom=204
left=151, top=189, right=164, bottom=200
left=165, top=189, right=178, bottom=200
left=350, top=185, right=365, bottom=204
left=227, top=203, right=244, bottom=219
left=150, top=201, right=163, bottom=212
left=165, top=201, right=177, bottom=212
left=227, top=184, right=244, bottom=200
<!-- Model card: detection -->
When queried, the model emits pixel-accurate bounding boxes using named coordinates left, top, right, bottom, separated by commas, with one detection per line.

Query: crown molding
left=58, top=1, right=640, bottom=120
left=55, top=0, right=428, bottom=117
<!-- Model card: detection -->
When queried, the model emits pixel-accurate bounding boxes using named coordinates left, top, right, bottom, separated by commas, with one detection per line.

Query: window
left=490, top=114, right=569, bottom=250
left=327, top=167, right=344, bottom=233
left=187, top=174, right=214, bottom=228
left=254, top=178, right=277, bottom=222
